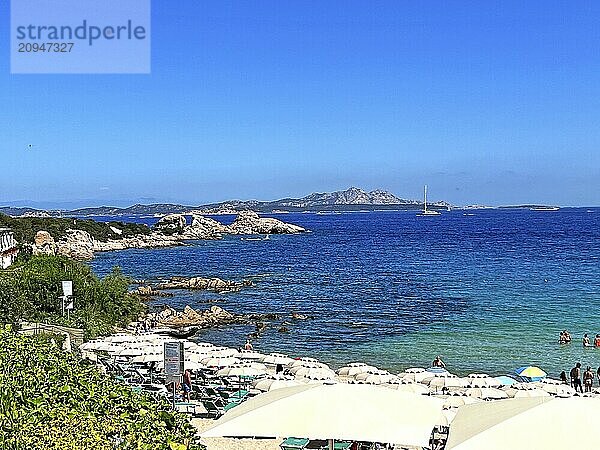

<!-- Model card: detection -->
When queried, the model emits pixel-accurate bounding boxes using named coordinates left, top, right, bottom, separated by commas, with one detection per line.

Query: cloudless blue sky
left=2, top=1, right=600, bottom=207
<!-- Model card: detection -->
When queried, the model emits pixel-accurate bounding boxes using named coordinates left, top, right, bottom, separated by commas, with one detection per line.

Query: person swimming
left=583, top=334, right=592, bottom=347
left=559, top=330, right=572, bottom=344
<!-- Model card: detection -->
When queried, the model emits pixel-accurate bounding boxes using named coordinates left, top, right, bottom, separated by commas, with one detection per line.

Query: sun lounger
left=174, top=401, right=207, bottom=417
left=280, top=437, right=309, bottom=450
left=199, top=399, right=223, bottom=419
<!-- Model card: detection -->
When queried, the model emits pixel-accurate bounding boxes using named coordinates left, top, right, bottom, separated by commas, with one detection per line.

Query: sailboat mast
left=424, top=185, right=428, bottom=212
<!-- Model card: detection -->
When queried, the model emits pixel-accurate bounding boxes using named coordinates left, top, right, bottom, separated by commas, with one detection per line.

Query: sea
left=89, top=208, right=600, bottom=378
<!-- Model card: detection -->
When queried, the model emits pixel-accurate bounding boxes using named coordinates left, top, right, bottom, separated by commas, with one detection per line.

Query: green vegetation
left=0, top=328, right=203, bottom=450
left=0, top=213, right=150, bottom=245
left=0, top=255, right=145, bottom=339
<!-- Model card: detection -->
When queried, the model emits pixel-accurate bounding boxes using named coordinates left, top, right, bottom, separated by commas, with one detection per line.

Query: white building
left=0, top=228, right=18, bottom=269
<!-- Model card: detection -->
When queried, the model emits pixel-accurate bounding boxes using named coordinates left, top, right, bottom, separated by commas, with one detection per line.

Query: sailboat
left=418, top=185, right=441, bottom=216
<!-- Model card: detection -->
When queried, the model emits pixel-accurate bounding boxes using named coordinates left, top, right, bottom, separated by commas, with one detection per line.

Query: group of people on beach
left=559, top=330, right=600, bottom=347
left=558, top=331, right=600, bottom=393
left=561, top=363, right=600, bottom=393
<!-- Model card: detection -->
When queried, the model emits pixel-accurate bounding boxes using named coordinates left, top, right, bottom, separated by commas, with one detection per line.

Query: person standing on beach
left=432, top=355, right=446, bottom=368
left=182, top=369, right=192, bottom=401
left=584, top=367, right=594, bottom=392
left=570, top=363, right=583, bottom=393
left=244, top=339, right=253, bottom=351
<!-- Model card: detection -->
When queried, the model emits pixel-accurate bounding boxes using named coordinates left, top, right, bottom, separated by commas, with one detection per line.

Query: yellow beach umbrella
left=515, top=366, right=547, bottom=379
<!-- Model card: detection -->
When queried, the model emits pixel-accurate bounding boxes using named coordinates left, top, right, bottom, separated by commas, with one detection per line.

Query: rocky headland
left=30, top=211, right=306, bottom=260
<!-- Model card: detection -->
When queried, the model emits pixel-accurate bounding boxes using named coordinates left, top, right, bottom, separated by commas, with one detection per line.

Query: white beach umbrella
left=200, top=356, right=241, bottom=368
left=186, top=351, right=213, bottom=362
left=209, top=346, right=240, bottom=357
left=464, top=387, right=509, bottom=400
left=202, top=383, right=445, bottom=448
left=79, top=341, right=99, bottom=351
left=534, top=382, right=574, bottom=397
left=217, top=366, right=267, bottom=377
left=262, top=353, right=295, bottom=366
left=252, top=378, right=302, bottom=392
left=501, top=382, right=535, bottom=391
left=505, top=387, right=551, bottom=398
left=292, top=367, right=336, bottom=380
left=104, top=334, right=133, bottom=343
left=132, top=353, right=163, bottom=363
left=116, top=347, right=144, bottom=357
left=354, top=372, right=399, bottom=385
left=184, top=360, right=204, bottom=371
left=287, top=359, right=329, bottom=369
left=539, top=377, right=563, bottom=385
left=94, top=342, right=118, bottom=352
left=239, top=350, right=266, bottom=361
left=446, top=397, right=600, bottom=450
left=440, top=395, right=483, bottom=409
left=191, top=341, right=216, bottom=349
left=427, top=377, right=469, bottom=390
left=383, top=382, right=430, bottom=395
left=467, top=376, right=502, bottom=388
left=337, top=364, right=378, bottom=377
left=237, top=362, right=267, bottom=371
left=467, top=373, right=490, bottom=379
left=439, top=408, right=458, bottom=426
left=405, top=367, right=426, bottom=374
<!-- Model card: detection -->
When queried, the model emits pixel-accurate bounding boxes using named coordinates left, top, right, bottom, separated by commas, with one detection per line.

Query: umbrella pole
left=328, top=438, right=334, bottom=450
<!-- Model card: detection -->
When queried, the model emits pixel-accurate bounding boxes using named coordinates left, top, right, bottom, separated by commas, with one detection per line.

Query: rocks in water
left=182, top=215, right=228, bottom=239
left=148, top=305, right=241, bottom=329
left=278, top=326, right=289, bottom=333
left=134, top=286, right=173, bottom=297
left=154, top=276, right=252, bottom=293
left=227, top=211, right=306, bottom=235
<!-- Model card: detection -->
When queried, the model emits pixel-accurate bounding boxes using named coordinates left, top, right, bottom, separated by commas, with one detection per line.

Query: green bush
left=0, top=255, right=145, bottom=339
left=0, top=329, right=203, bottom=450
left=0, top=213, right=150, bottom=244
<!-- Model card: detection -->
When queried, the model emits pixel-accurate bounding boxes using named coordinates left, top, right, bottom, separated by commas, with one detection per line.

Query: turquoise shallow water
left=90, top=209, right=600, bottom=378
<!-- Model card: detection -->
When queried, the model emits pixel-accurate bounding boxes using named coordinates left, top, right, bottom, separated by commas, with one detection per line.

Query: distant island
left=0, top=187, right=453, bottom=217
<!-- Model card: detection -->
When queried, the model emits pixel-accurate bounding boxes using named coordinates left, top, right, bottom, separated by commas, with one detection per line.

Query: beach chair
left=305, top=440, right=352, bottom=450
left=280, top=437, right=309, bottom=450
left=199, top=399, right=223, bottom=419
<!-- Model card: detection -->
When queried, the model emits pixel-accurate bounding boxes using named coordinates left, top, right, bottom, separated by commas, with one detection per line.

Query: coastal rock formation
left=92, top=232, right=181, bottom=253
left=154, top=214, right=187, bottom=234
left=181, top=215, right=228, bottom=240
left=32, top=231, right=57, bottom=255
left=154, top=276, right=252, bottom=292
left=56, top=230, right=95, bottom=259
left=226, top=211, right=306, bottom=234
left=27, top=211, right=305, bottom=260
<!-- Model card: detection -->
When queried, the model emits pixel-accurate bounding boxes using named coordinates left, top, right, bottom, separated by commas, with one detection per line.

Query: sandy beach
left=193, top=419, right=281, bottom=450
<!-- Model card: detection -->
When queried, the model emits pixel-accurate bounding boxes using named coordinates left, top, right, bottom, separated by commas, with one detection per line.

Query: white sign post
left=60, top=281, right=74, bottom=319
left=164, top=341, right=184, bottom=409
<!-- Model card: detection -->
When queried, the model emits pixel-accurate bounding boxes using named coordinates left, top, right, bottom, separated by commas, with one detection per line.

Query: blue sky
left=2, top=1, right=600, bottom=208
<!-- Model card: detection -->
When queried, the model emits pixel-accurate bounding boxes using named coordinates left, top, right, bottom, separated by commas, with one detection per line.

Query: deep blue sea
left=89, top=209, right=600, bottom=378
